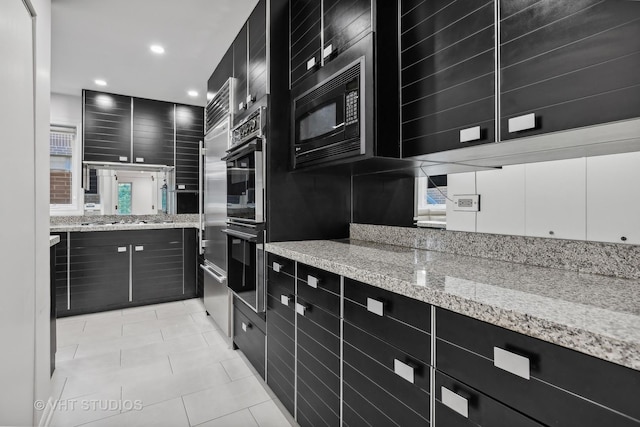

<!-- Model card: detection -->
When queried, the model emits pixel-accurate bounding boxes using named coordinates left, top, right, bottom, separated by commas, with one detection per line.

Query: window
left=50, top=124, right=82, bottom=213
left=415, top=175, right=447, bottom=228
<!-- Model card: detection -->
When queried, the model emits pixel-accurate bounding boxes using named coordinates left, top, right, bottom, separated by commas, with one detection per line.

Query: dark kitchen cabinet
left=83, top=90, right=132, bottom=163
left=500, top=0, right=640, bottom=141
left=289, top=0, right=372, bottom=88
left=132, top=98, right=175, bottom=166
left=400, top=0, right=496, bottom=157
left=52, top=232, right=68, bottom=315
left=175, top=104, right=204, bottom=191
left=232, top=23, right=248, bottom=121
left=208, top=45, right=234, bottom=100
left=233, top=296, right=266, bottom=379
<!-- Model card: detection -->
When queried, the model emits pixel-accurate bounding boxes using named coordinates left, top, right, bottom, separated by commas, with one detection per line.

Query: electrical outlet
left=453, top=194, right=480, bottom=212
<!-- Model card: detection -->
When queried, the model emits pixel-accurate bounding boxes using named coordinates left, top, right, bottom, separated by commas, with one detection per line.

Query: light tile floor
left=50, top=299, right=298, bottom=427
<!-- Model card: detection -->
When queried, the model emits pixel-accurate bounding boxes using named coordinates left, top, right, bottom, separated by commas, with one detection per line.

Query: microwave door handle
left=333, top=122, right=345, bottom=129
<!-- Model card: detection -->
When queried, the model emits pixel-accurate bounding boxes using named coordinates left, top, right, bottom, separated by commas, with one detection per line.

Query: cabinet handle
left=323, top=44, right=333, bottom=59
left=280, top=295, right=290, bottom=306
left=508, top=113, right=536, bottom=133
left=135, top=246, right=144, bottom=252
left=295, top=302, right=307, bottom=316
left=493, top=347, right=530, bottom=380
left=393, top=359, right=414, bottom=384
left=272, top=262, right=283, bottom=272
left=177, top=184, right=186, bottom=190
left=306, top=57, right=317, bottom=70
left=117, top=246, right=127, bottom=253
left=307, top=275, right=318, bottom=288
left=246, top=94, right=255, bottom=105
left=238, top=101, right=246, bottom=111
left=241, top=322, right=250, bottom=332
left=366, top=298, right=384, bottom=316
left=118, top=156, right=128, bottom=162
left=135, top=157, right=144, bottom=163
left=459, top=126, right=481, bottom=143
left=441, top=386, right=469, bottom=418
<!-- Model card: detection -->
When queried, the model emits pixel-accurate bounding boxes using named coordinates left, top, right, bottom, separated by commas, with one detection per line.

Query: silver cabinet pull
left=306, top=57, right=317, bottom=70
left=177, top=184, right=186, bottom=190
left=493, top=347, right=530, bottom=379
left=367, top=298, right=384, bottom=316
left=393, top=359, right=414, bottom=384
left=117, top=247, right=127, bottom=253
left=323, top=44, right=333, bottom=59
left=135, top=157, right=144, bottom=163
left=460, top=126, right=481, bottom=143
left=307, top=275, right=318, bottom=288
left=118, top=156, right=128, bottom=162
left=441, top=387, right=469, bottom=418
left=272, top=262, right=282, bottom=272
left=238, top=101, right=246, bottom=111
left=134, top=246, right=144, bottom=252
left=508, top=113, right=536, bottom=133
left=241, top=322, right=250, bottom=332
left=246, top=94, right=255, bottom=105
left=280, top=295, right=290, bottom=306
left=295, top=302, right=307, bottom=316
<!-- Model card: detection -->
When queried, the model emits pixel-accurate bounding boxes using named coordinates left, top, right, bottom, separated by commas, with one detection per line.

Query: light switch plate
left=453, top=194, right=480, bottom=212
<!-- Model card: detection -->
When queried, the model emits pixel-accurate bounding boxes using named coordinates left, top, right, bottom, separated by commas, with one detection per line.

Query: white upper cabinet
left=476, top=165, right=526, bottom=236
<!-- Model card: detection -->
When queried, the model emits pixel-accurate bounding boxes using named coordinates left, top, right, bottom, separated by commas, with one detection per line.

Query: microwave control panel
left=345, top=90, right=359, bottom=126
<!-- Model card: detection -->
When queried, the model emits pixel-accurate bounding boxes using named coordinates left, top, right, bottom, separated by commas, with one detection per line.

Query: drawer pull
left=177, top=184, right=186, bottom=190
left=460, top=126, right=481, bottom=143
left=508, top=113, right=536, bottom=133
left=493, top=347, right=530, bottom=380
left=307, top=275, right=318, bottom=288
left=272, top=262, right=282, bottom=272
left=306, top=57, right=317, bottom=70
left=134, top=245, right=144, bottom=252
left=323, top=44, right=333, bottom=59
left=393, top=359, right=414, bottom=384
left=241, top=322, right=250, bottom=332
left=118, top=156, right=128, bottom=162
left=117, top=247, right=127, bottom=253
left=295, top=302, right=307, bottom=316
left=441, top=387, right=469, bottom=418
left=135, top=157, right=144, bottom=163
left=366, top=298, right=384, bottom=316
left=280, top=295, right=290, bottom=306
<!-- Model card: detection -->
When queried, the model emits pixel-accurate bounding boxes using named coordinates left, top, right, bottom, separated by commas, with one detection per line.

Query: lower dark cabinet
left=233, top=297, right=266, bottom=379
left=132, top=238, right=183, bottom=303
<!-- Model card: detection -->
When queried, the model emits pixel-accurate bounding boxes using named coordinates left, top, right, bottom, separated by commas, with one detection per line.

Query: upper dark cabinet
left=175, top=105, right=204, bottom=191
left=290, top=0, right=371, bottom=89
left=208, top=45, right=234, bottom=98
left=83, top=90, right=132, bottom=163
left=132, top=98, right=175, bottom=166
left=400, top=0, right=496, bottom=158
left=232, top=23, right=248, bottom=121
left=500, top=0, right=640, bottom=140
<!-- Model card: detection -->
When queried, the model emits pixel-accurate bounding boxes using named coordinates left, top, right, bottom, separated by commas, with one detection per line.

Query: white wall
left=446, top=152, right=640, bottom=244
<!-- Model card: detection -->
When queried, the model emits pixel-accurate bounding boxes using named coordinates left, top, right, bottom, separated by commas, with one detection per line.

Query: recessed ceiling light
left=150, top=45, right=165, bottom=54
left=187, top=90, right=198, bottom=97
left=94, top=79, right=107, bottom=86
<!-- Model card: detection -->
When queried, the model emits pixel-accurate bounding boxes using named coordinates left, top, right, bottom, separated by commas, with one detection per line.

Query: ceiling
left=51, top=0, right=258, bottom=106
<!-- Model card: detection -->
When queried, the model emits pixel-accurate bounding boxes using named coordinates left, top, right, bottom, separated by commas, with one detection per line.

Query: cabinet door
left=53, top=233, right=69, bottom=317
left=182, top=228, right=197, bottom=297
left=248, top=0, right=267, bottom=105
left=132, top=98, right=175, bottom=166
left=322, top=0, right=371, bottom=65
left=233, top=24, right=248, bottom=122
left=175, top=104, right=204, bottom=191
left=501, top=0, right=640, bottom=140
left=131, top=230, right=184, bottom=303
left=208, top=45, right=234, bottom=99
left=290, top=0, right=322, bottom=88
left=69, top=236, right=130, bottom=315
left=233, top=300, right=266, bottom=378
left=83, top=90, right=131, bottom=163
left=401, top=0, right=496, bottom=157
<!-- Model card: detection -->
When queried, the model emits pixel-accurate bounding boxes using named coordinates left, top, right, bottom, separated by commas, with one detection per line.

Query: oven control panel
left=231, top=107, right=265, bottom=149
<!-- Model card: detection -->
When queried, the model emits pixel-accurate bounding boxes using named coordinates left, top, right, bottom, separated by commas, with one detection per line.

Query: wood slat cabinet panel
left=400, top=0, right=495, bottom=157
left=500, top=0, right=640, bottom=140
left=132, top=98, right=175, bottom=166
left=290, top=0, right=322, bottom=87
left=175, top=105, right=204, bottom=191
left=208, top=45, right=234, bottom=100
left=232, top=24, right=248, bottom=121
left=83, top=90, right=132, bottom=163
left=323, top=0, right=371, bottom=65
left=248, top=0, right=267, bottom=106
left=52, top=232, right=69, bottom=316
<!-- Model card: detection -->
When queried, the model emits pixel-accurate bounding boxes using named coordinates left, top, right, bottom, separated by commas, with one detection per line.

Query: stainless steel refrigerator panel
left=201, top=263, right=231, bottom=340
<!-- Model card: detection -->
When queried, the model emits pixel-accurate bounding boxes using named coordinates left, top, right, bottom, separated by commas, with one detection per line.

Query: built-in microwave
left=292, top=57, right=365, bottom=168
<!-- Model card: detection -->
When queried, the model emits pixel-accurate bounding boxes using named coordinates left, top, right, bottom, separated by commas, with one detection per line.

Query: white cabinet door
left=587, top=152, right=640, bottom=244
left=476, top=165, right=526, bottom=236
left=446, top=172, right=477, bottom=232
left=525, top=158, right=586, bottom=240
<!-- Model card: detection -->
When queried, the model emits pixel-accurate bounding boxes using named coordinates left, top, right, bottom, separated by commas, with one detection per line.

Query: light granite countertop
left=265, top=239, right=640, bottom=371
left=50, top=221, right=199, bottom=232
left=49, top=235, right=60, bottom=247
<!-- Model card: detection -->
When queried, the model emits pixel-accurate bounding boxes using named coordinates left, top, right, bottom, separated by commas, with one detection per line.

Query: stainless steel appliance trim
left=441, top=386, right=469, bottom=418
left=255, top=150, right=264, bottom=223
left=493, top=347, right=531, bottom=379
left=199, top=139, right=204, bottom=254
left=224, top=140, right=258, bottom=161
left=393, top=359, right=415, bottom=384
left=200, top=264, right=226, bottom=283
left=227, top=219, right=258, bottom=228
left=221, top=228, right=258, bottom=241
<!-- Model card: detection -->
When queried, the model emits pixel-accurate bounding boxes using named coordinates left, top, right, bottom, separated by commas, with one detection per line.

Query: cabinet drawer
left=435, top=371, right=542, bottom=427
left=344, top=321, right=430, bottom=394
left=233, top=307, right=265, bottom=378
left=234, top=296, right=265, bottom=333
left=437, top=308, right=640, bottom=426
left=297, top=263, right=340, bottom=295
left=297, top=317, right=340, bottom=371
left=344, top=278, right=430, bottom=334
left=266, top=359, right=294, bottom=415
left=267, top=253, right=295, bottom=277
left=297, top=280, right=340, bottom=317
left=296, top=294, right=340, bottom=337
left=267, top=267, right=295, bottom=300
left=344, top=298, right=430, bottom=365
left=267, top=290, right=295, bottom=326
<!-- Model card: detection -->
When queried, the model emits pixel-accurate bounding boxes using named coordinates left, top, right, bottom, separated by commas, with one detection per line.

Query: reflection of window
left=50, top=125, right=78, bottom=209
left=118, top=182, right=132, bottom=215
left=415, top=175, right=447, bottom=228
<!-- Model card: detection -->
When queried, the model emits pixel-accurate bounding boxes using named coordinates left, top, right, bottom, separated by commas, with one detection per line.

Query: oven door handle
left=221, top=228, right=257, bottom=242
left=222, top=140, right=261, bottom=162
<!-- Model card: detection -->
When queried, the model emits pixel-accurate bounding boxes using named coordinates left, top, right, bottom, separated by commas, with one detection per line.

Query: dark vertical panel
left=290, top=0, right=322, bottom=87
left=132, top=98, right=175, bottom=166
left=83, top=90, right=132, bottom=162
left=323, top=0, right=371, bottom=63
left=233, top=24, right=248, bottom=124
left=208, top=45, right=234, bottom=98
left=175, top=104, right=204, bottom=191
left=249, top=0, right=267, bottom=104
left=183, top=228, right=197, bottom=298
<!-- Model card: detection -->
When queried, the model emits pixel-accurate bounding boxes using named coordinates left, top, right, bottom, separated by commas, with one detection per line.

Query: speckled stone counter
left=50, top=221, right=199, bottom=232
left=50, top=213, right=200, bottom=232
left=49, top=235, right=60, bottom=247
left=265, top=239, right=640, bottom=371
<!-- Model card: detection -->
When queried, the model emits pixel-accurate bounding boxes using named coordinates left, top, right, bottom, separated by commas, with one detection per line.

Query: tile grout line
left=180, top=396, right=193, bottom=426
